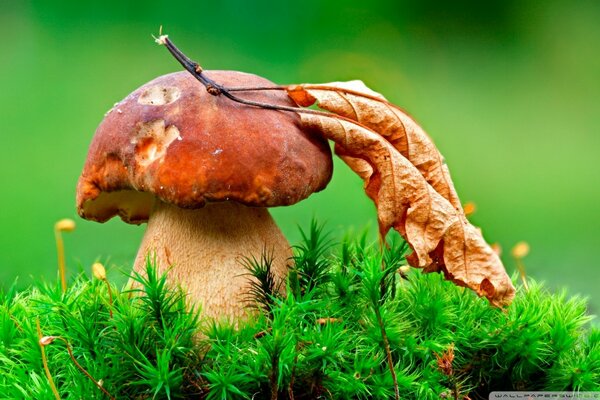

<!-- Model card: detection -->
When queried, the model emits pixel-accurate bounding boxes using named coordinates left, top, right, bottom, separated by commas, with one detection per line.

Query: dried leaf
left=288, top=81, right=462, bottom=211
left=435, top=343, right=455, bottom=377
left=298, top=113, right=514, bottom=306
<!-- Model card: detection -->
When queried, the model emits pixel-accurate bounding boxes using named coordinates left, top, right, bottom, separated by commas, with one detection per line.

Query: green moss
left=1, top=225, right=598, bottom=399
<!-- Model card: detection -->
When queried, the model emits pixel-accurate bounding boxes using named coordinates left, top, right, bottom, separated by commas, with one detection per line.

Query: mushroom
left=76, top=71, right=333, bottom=320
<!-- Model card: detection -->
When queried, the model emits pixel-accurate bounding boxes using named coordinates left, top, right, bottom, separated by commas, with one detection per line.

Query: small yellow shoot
left=511, top=241, right=530, bottom=291
left=54, top=219, right=76, bottom=293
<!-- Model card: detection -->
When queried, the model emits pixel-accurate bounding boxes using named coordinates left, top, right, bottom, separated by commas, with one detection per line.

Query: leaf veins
left=291, top=96, right=514, bottom=307
left=288, top=81, right=462, bottom=212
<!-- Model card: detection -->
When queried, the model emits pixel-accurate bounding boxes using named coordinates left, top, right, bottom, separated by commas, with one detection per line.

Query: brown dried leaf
left=298, top=113, right=514, bottom=306
left=435, top=343, right=455, bottom=377
left=288, top=81, right=462, bottom=211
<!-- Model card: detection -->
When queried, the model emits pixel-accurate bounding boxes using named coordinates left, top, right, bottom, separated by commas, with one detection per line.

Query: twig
left=156, top=35, right=422, bottom=147
left=55, top=337, right=116, bottom=400
left=374, top=308, right=400, bottom=400
left=156, top=36, right=361, bottom=122
left=39, top=335, right=116, bottom=400
left=228, top=83, right=415, bottom=119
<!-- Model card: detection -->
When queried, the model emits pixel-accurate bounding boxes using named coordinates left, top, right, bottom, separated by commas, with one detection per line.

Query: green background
left=1, top=1, right=599, bottom=311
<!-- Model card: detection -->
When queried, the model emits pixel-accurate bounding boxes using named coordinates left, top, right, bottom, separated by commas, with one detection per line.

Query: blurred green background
left=1, top=1, right=599, bottom=311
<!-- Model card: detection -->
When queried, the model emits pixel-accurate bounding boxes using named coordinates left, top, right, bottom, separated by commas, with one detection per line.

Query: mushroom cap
left=76, top=71, right=333, bottom=224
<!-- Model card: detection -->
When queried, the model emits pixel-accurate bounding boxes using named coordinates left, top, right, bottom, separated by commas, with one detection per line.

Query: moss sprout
left=1, top=224, right=598, bottom=399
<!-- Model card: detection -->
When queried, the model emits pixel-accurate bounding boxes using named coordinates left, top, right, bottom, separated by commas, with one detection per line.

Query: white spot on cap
left=138, top=85, right=181, bottom=106
left=132, top=120, right=181, bottom=167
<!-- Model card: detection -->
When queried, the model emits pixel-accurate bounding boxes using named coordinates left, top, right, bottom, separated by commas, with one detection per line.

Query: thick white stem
left=133, top=200, right=292, bottom=321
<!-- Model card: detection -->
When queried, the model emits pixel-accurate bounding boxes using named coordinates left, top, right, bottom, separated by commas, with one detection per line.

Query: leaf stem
left=228, top=83, right=413, bottom=116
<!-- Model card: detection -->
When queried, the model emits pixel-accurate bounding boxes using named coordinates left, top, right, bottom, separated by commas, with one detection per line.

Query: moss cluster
left=1, top=224, right=598, bottom=399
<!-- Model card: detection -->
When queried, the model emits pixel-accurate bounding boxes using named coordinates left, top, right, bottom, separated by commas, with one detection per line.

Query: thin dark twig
left=228, top=83, right=417, bottom=122
left=374, top=307, right=400, bottom=400
left=157, top=36, right=350, bottom=119
left=228, top=86, right=285, bottom=92
left=157, top=35, right=418, bottom=137
left=51, top=336, right=116, bottom=400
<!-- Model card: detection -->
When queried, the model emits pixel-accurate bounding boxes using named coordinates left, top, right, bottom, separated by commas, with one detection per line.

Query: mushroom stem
left=133, top=200, right=292, bottom=321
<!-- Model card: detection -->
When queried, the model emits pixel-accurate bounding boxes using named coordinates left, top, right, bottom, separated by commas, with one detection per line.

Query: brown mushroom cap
left=76, top=71, right=333, bottom=224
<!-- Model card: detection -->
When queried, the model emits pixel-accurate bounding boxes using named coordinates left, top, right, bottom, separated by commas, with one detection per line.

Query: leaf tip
left=479, top=277, right=516, bottom=308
